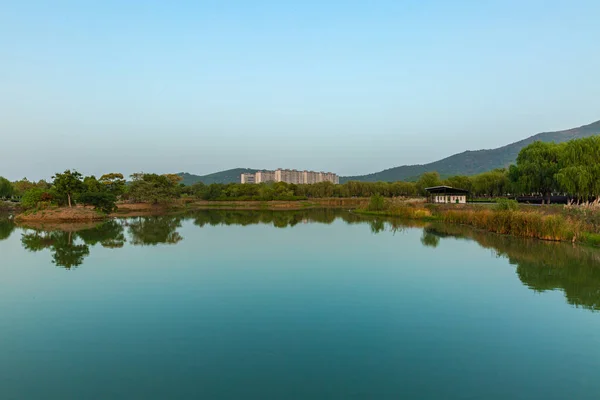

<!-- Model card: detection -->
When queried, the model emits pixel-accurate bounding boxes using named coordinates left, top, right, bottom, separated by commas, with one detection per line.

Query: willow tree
left=0, top=176, right=14, bottom=199
left=555, top=136, right=600, bottom=202
left=514, top=141, right=563, bottom=203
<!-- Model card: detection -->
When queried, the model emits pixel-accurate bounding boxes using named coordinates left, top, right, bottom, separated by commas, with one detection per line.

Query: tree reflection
left=50, top=231, right=90, bottom=269
left=370, top=219, right=386, bottom=234
left=21, top=230, right=89, bottom=269
left=423, top=224, right=600, bottom=311
left=0, top=218, right=15, bottom=241
left=20, top=220, right=126, bottom=269
left=127, top=216, right=183, bottom=246
left=191, top=209, right=343, bottom=228
left=420, top=231, right=440, bottom=248
left=77, top=220, right=126, bottom=248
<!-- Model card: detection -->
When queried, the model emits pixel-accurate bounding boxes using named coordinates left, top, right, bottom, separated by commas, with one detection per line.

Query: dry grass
left=441, top=209, right=580, bottom=242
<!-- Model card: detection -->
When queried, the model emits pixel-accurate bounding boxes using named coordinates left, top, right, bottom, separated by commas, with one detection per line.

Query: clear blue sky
left=1, top=0, right=599, bottom=181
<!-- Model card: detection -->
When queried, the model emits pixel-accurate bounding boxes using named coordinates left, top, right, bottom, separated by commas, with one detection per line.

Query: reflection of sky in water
left=1, top=211, right=600, bottom=399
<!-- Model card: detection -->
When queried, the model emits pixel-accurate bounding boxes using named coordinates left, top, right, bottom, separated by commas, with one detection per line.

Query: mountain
left=176, top=120, right=600, bottom=185
left=177, top=168, right=258, bottom=185
left=340, top=120, right=600, bottom=183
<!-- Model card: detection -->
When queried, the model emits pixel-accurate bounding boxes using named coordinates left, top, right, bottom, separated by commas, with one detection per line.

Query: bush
left=21, top=188, right=54, bottom=210
left=367, top=194, right=387, bottom=211
left=78, top=192, right=117, bottom=213
left=495, top=198, right=519, bottom=211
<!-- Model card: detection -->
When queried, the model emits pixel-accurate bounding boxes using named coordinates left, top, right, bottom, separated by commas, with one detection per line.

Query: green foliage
left=416, top=172, right=441, bottom=195
left=83, top=176, right=104, bottom=193
left=78, top=192, right=117, bottom=213
left=99, top=173, right=126, bottom=197
left=514, top=141, right=562, bottom=200
left=0, top=176, right=14, bottom=199
left=554, top=136, right=600, bottom=201
left=367, top=194, right=387, bottom=211
left=52, top=170, right=85, bottom=207
left=128, top=173, right=180, bottom=204
left=11, top=178, right=50, bottom=197
left=495, top=198, right=519, bottom=211
left=443, top=175, right=472, bottom=192
left=471, top=169, right=510, bottom=197
left=506, top=136, right=600, bottom=202
left=21, top=188, right=54, bottom=210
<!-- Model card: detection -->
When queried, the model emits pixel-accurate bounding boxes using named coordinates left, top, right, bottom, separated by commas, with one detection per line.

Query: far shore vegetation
left=3, top=137, right=600, bottom=245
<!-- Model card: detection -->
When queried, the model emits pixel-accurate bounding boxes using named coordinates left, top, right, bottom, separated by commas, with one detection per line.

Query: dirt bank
left=112, top=198, right=369, bottom=216
left=15, top=207, right=107, bottom=223
left=14, top=198, right=370, bottom=222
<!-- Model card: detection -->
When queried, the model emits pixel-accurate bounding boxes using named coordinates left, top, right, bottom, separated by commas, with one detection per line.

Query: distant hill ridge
left=177, top=120, right=600, bottom=185
left=177, top=169, right=258, bottom=186
left=340, top=119, right=600, bottom=182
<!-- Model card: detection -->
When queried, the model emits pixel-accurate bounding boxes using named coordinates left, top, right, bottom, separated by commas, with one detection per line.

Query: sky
left=1, top=0, right=599, bottom=181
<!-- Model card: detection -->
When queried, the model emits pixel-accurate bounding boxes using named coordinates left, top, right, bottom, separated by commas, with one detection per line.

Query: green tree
left=0, top=177, right=14, bottom=199
left=367, top=194, right=386, bottom=211
left=99, top=173, right=126, bottom=197
left=128, top=173, right=179, bottom=204
left=443, top=175, right=473, bottom=192
left=513, top=141, right=562, bottom=203
left=554, top=136, right=600, bottom=201
left=52, top=170, right=84, bottom=207
left=83, top=176, right=104, bottom=193
left=416, top=172, right=441, bottom=195
left=78, top=192, right=117, bottom=213
left=471, top=169, right=509, bottom=197
left=21, top=188, right=54, bottom=209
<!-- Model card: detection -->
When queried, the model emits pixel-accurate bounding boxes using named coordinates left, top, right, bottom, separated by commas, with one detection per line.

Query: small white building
left=425, top=186, right=469, bottom=204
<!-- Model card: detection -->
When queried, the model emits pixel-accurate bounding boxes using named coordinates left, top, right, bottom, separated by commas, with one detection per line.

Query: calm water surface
left=1, top=210, right=599, bottom=399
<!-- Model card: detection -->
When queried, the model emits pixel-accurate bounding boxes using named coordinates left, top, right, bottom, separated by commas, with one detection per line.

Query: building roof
left=424, top=185, right=469, bottom=194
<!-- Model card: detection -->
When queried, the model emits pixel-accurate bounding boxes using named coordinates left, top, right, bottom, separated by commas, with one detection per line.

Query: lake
left=1, top=209, right=599, bottom=399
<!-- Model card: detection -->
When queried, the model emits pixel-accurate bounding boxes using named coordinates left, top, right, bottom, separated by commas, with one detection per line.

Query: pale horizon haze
left=1, top=0, right=599, bottom=181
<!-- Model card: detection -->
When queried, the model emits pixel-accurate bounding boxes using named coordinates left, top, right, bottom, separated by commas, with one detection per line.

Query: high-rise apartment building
left=240, top=169, right=339, bottom=184
left=240, top=173, right=255, bottom=184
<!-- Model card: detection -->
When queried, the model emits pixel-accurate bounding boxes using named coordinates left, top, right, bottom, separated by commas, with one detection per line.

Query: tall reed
left=440, top=209, right=579, bottom=242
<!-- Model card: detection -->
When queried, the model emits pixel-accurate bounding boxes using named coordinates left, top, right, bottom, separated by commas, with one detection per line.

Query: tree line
left=1, top=136, right=599, bottom=207
left=0, top=171, right=184, bottom=211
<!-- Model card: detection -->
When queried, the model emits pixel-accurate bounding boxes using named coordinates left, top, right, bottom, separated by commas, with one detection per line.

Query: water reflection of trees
left=20, top=220, right=127, bottom=269
left=0, top=218, right=15, bottom=241
left=424, top=224, right=600, bottom=311
left=126, top=216, right=183, bottom=246
left=22, top=230, right=90, bottom=269
left=191, top=209, right=361, bottom=228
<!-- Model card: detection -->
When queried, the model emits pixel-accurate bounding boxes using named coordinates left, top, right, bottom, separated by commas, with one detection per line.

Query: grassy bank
left=356, top=200, right=600, bottom=246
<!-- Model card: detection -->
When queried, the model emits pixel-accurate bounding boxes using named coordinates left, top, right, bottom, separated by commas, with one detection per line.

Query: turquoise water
left=1, top=210, right=599, bottom=399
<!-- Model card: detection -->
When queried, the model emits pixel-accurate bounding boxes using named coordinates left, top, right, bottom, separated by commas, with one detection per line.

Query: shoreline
left=354, top=204, right=600, bottom=247
left=14, top=198, right=370, bottom=222
left=12, top=199, right=600, bottom=247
